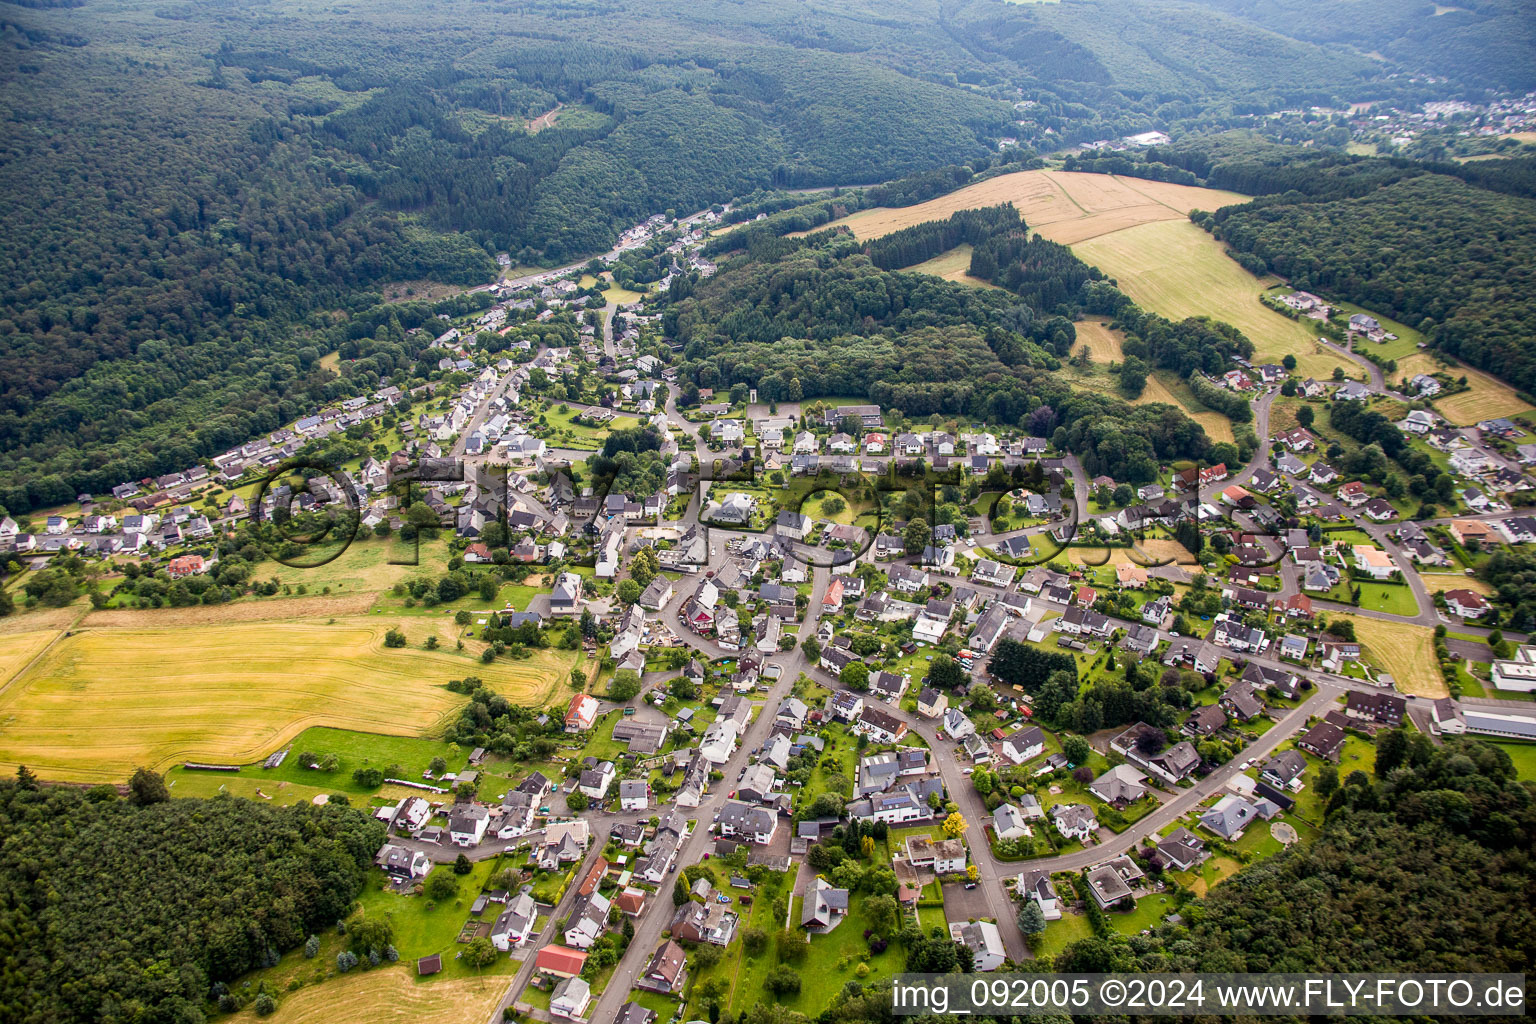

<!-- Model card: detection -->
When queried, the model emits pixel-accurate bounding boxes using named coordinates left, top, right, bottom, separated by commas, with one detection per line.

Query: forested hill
left=1184, top=0, right=1536, bottom=93
left=1210, top=173, right=1536, bottom=395
left=0, top=777, right=384, bottom=1024
left=663, top=210, right=1254, bottom=482
left=0, top=0, right=1477, bottom=508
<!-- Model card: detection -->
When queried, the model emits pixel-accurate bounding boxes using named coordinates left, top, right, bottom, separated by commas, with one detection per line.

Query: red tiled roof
left=535, top=944, right=588, bottom=976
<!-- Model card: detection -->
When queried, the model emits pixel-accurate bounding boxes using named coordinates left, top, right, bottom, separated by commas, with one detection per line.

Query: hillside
left=0, top=0, right=1444, bottom=509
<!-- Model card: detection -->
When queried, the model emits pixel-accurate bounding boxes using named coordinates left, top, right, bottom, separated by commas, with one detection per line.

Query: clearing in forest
left=0, top=618, right=577, bottom=782
left=902, top=244, right=1000, bottom=288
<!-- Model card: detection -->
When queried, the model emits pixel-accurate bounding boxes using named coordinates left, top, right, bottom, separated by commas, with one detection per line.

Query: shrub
left=765, top=965, right=801, bottom=995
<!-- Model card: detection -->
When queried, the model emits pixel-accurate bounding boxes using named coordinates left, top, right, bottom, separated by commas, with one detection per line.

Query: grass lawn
left=537, top=404, right=641, bottom=449
left=682, top=869, right=795, bottom=1019
left=1110, top=893, right=1174, bottom=936
left=249, top=534, right=455, bottom=596
left=916, top=904, right=948, bottom=935
left=1494, top=741, right=1536, bottom=781
left=356, top=860, right=508, bottom=965
left=782, top=895, right=905, bottom=1012
left=224, top=725, right=471, bottom=794
left=0, top=617, right=578, bottom=782
left=629, top=988, right=684, bottom=1019
left=800, top=489, right=858, bottom=525
left=1352, top=582, right=1419, bottom=617
left=1028, top=910, right=1093, bottom=961
left=1172, top=854, right=1242, bottom=897
left=1282, top=734, right=1377, bottom=825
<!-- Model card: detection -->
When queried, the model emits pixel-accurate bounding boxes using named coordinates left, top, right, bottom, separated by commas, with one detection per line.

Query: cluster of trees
left=0, top=772, right=383, bottom=1023
left=1478, top=546, right=1536, bottom=629
left=667, top=234, right=1226, bottom=482
left=441, top=678, right=565, bottom=756
left=967, top=230, right=1108, bottom=312
left=862, top=204, right=1023, bottom=272
left=1329, top=399, right=1458, bottom=505
left=987, top=638, right=1077, bottom=692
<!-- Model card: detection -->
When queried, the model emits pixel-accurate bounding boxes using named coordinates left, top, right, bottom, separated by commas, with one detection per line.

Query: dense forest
left=0, top=775, right=384, bottom=1024
left=1186, top=0, right=1536, bottom=93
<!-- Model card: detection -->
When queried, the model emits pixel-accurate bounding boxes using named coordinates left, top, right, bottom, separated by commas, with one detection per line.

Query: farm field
left=0, top=618, right=577, bottom=781
left=249, top=536, right=455, bottom=596
left=1432, top=362, right=1534, bottom=424
left=0, top=628, right=59, bottom=689
left=1072, top=219, right=1354, bottom=380
left=818, top=170, right=1247, bottom=244
left=229, top=965, right=506, bottom=1024
left=1418, top=572, right=1493, bottom=596
left=1335, top=614, right=1446, bottom=698
left=1134, top=371, right=1236, bottom=443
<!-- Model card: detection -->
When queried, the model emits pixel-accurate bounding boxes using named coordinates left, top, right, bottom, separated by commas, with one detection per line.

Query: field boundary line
left=1039, top=170, right=1091, bottom=215
left=1114, top=174, right=1188, bottom=215
left=0, top=607, right=86, bottom=699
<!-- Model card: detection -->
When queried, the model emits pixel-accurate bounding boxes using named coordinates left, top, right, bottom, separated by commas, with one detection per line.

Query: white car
left=962, top=768, right=974, bottom=775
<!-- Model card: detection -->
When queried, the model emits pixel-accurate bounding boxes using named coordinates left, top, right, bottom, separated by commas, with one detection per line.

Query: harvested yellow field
left=902, top=244, right=1000, bottom=288
left=0, top=605, right=82, bottom=635
left=1132, top=372, right=1236, bottom=443
left=821, top=170, right=1246, bottom=241
left=1073, top=219, right=1354, bottom=380
left=1074, top=319, right=1123, bottom=361
left=1338, top=614, right=1447, bottom=698
left=1084, top=539, right=1198, bottom=566
left=232, top=967, right=505, bottom=1024
left=1433, top=363, right=1533, bottom=424
left=0, top=618, right=577, bottom=782
left=1418, top=572, right=1493, bottom=596
left=84, top=593, right=377, bottom=628
left=0, top=629, right=60, bottom=689
left=1394, top=351, right=1440, bottom=380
